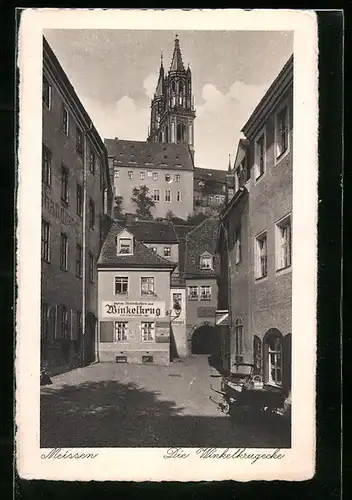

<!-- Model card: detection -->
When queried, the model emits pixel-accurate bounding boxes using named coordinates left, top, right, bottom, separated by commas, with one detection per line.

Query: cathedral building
left=105, top=35, right=195, bottom=221
left=147, top=35, right=196, bottom=161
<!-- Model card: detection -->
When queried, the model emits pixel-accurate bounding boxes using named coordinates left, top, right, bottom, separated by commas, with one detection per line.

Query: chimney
left=125, top=213, right=134, bottom=225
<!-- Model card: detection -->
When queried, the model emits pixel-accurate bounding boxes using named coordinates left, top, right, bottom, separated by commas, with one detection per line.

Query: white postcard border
left=16, top=8, right=318, bottom=481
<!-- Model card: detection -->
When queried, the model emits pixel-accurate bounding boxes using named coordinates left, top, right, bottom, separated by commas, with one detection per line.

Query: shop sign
left=101, top=301, right=165, bottom=318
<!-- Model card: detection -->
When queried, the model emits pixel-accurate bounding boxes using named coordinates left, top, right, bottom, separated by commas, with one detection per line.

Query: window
left=235, top=158, right=248, bottom=191
left=200, top=255, right=213, bottom=270
left=114, top=277, right=128, bottom=295
left=76, top=243, right=82, bottom=278
left=188, top=286, right=199, bottom=301
left=200, top=285, right=211, bottom=301
left=153, top=172, right=158, bottom=181
left=61, top=165, right=69, bottom=204
left=141, top=277, right=155, bottom=296
left=42, top=76, right=51, bottom=108
left=255, top=132, right=266, bottom=180
left=265, top=335, right=282, bottom=386
left=153, top=189, right=160, bottom=202
left=114, top=169, right=119, bottom=178
left=60, top=305, right=69, bottom=339
left=89, top=198, right=95, bottom=228
left=89, top=149, right=95, bottom=174
left=140, top=171, right=145, bottom=180
left=76, top=183, right=83, bottom=217
left=176, top=190, right=181, bottom=202
left=42, top=144, right=52, bottom=187
left=88, top=252, right=94, bottom=282
left=276, top=215, right=292, bottom=270
left=150, top=247, right=157, bottom=253
left=255, top=232, right=268, bottom=279
left=147, top=170, right=152, bottom=177
left=41, top=303, right=50, bottom=339
left=118, top=237, right=133, bottom=254
left=276, top=106, right=289, bottom=159
left=41, top=219, right=51, bottom=263
left=235, top=317, right=244, bottom=359
left=165, top=190, right=171, bottom=202
left=128, top=171, right=133, bottom=179
left=165, top=173, right=171, bottom=182
left=115, top=322, right=128, bottom=342
left=175, top=174, right=180, bottom=182
left=215, top=195, right=220, bottom=204
left=234, top=226, right=242, bottom=264
left=60, top=233, right=68, bottom=271
left=141, top=322, right=155, bottom=342
left=76, top=127, right=83, bottom=156
left=61, top=105, right=69, bottom=136
left=164, top=247, right=171, bottom=257
left=173, top=293, right=182, bottom=311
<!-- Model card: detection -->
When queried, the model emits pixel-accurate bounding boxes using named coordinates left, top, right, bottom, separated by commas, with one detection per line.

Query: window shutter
left=100, top=321, right=114, bottom=342
left=253, top=335, right=262, bottom=375
left=71, top=309, right=77, bottom=340
left=263, top=341, right=269, bottom=382
left=54, top=305, right=60, bottom=339
left=282, top=333, right=292, bottom=397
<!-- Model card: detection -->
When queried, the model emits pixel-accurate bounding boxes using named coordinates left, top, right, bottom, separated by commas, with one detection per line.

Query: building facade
left=193, top=167, right=227, bottom=215
left=97, top=224, right=176, bottom=366
left=41, top=37, right=113, bottom=375
left=106, top=139, right=194, bottom=220
left=183, top=218, right=220, bottom=356
left=217, top=55, right=293, bottom=401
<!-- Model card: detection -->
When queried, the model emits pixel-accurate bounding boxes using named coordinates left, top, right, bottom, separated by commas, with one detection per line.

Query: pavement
left=40, top=355, right=291, bottom=448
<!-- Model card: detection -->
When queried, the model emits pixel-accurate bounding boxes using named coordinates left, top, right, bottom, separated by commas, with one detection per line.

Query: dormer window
left=118, top=237, right=133, bottom=255
left=200, top=253, right=213, bottom=270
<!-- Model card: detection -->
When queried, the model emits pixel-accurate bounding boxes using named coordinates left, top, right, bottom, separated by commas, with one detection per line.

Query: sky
left=44, top=29, right=293, bottom=171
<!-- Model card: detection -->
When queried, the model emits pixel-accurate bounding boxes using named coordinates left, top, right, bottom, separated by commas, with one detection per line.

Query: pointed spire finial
left=228, top=154, right=232, bottom=172
left=161, top=50, right=163, bottom=66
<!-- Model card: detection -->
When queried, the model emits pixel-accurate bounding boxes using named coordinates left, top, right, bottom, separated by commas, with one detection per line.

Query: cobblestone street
left=40, top=355, right=290, bottom=448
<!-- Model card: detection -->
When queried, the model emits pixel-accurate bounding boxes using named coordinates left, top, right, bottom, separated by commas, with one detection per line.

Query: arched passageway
left=191, top=324, right=220, bottom=355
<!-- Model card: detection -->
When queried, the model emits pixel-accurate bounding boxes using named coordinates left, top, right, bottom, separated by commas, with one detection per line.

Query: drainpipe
left=220, top=220, right=233, bottom=374
left=82, top=128, right=88, bottom=368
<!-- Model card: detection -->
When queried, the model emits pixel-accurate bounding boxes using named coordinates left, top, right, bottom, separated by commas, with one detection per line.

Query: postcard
left=16, top=8, right=318, bottom=481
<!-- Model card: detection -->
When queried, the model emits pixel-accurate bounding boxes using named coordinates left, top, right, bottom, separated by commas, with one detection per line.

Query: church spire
left=154, top=51, right=165, bottom=97
left=170, top=34, right=185, bottom=72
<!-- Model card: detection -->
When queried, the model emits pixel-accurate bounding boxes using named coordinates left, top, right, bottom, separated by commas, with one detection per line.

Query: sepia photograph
left=17, top=9, right=318, bottom=482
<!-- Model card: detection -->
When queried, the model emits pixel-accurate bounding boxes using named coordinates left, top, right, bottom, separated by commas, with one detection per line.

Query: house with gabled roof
left=97, top=222, right=177, bottom=366
left=183, top=217, right=221, bottom=356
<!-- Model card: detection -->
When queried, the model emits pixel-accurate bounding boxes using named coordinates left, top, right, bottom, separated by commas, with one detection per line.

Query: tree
left=113, top=195, right=124, bottom=220
left=165, top=209, right=175, bottom=220
left=131, top=185, right=156, bottom=220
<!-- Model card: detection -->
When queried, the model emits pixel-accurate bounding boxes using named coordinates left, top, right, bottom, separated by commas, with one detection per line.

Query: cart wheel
left=222, top=399, right=230, bottom=415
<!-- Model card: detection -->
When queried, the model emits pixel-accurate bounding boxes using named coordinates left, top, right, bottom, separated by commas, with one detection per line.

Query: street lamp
left=169, top=297, right=182, bottom=323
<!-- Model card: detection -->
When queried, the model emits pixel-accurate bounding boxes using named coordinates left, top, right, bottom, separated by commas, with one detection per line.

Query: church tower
left=147, top=35, right=196, bottom=160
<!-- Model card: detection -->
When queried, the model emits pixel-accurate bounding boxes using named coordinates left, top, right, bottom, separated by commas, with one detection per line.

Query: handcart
left=209, top=365, right=285, bottom=421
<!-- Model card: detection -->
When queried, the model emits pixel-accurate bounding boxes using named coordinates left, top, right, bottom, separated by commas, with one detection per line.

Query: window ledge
left=275, top=148, right=290, bottom=165
left=255, top=172, right=265, bottom=183
left=276, top=265, right=292, bottom=277
left=255, top=275, right=268, bottom=283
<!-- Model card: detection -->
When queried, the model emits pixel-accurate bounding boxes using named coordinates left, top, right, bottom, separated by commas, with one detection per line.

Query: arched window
left=235, top=317, right=244, bottom=361
left=177, top=123, right=185, bottom=142
left=263, top=329, right=283, bottom=386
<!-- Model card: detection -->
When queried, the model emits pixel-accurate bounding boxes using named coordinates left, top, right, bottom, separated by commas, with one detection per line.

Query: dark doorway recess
left=191, top=325, right=220, bottom=355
